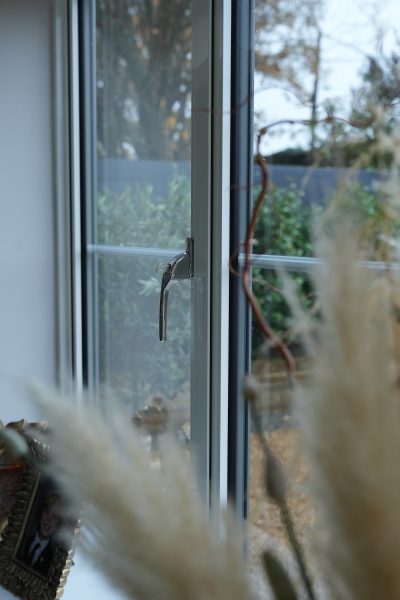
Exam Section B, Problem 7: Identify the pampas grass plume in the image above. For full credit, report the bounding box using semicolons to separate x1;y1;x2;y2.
296;223;400;599
31;386;254;600
29;223;400;600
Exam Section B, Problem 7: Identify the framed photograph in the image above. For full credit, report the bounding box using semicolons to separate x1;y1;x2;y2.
0;421;32;538
0;428;80;600
0;463;26;538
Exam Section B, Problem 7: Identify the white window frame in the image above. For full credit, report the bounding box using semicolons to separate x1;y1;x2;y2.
59;0;235;509
53;0;83;396
190;0;232;506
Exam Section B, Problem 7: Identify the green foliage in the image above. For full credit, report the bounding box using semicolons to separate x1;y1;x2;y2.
252;184;315;354
319;182;400;259
96;175;191;410
97;175;190;248
96;172;396;395
251;181;396;357
254;183;314;257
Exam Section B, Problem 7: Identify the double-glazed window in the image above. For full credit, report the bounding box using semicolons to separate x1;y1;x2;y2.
76;0;400;533
249;0;400;555
79;0;232;504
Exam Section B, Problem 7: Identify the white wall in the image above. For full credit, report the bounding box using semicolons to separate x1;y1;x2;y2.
0;0;56;423
0;2;125;598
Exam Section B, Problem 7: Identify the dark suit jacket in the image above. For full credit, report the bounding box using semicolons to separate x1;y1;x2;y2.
20;533;56;577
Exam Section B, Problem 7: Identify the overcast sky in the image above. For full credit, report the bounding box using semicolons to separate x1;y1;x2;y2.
255;0;400;153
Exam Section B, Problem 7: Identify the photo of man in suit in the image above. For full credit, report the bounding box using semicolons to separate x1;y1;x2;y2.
18;490;64;577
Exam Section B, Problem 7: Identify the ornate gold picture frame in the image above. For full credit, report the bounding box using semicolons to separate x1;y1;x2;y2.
0;424;79;599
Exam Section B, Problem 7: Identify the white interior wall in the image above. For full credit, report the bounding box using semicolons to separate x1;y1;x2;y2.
0;2;123;598
0;0;56;423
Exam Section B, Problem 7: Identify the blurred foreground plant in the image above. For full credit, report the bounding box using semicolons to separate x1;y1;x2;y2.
24;214;400;600
237;116;400;599
4;119;400;600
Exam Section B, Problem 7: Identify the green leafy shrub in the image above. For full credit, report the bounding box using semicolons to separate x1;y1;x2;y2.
251;180;397;357
95;171;396;392
252;183;315;355
96;175;191;410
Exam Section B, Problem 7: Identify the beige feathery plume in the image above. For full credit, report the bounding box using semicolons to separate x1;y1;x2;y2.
31;385;254;600
296;223;400;599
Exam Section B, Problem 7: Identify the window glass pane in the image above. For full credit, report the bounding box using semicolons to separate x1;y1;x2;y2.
250;0;400;577
97;254;190;422
88;1;192;437
95;0;191;245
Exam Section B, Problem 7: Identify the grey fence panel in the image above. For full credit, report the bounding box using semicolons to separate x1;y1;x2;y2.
97;159;191;196
98;159;386;204
264;164;386;205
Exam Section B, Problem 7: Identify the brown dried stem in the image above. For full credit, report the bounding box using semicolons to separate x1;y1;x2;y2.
243;112;376;599
247;378;316;600
241;129;296;377
241;113;376;380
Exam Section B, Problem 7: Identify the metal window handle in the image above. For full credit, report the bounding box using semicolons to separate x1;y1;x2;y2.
159;237;194;341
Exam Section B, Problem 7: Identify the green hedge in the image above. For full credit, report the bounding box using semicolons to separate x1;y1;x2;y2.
96;175;393;405
96;176;191;409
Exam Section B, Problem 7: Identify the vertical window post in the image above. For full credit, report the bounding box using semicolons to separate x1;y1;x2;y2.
228;0;254;518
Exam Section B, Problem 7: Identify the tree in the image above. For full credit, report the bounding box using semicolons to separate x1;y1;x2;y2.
97;0;191;160
313;44;400;168
351;46;400;139
255;0;322;97
96;0;323;160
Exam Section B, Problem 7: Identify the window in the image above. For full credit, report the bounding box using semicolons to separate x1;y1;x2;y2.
79;0;231;505
73;0;400;593
3;0;400;598
249;0;400;566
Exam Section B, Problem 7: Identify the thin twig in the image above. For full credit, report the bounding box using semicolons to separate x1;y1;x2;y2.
241;129;296;377
239;112;376;379
250;393;316;600
241;111;377;600
279;502;316;600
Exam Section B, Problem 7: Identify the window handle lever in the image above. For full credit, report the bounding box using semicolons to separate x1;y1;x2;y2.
159;237;194;342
